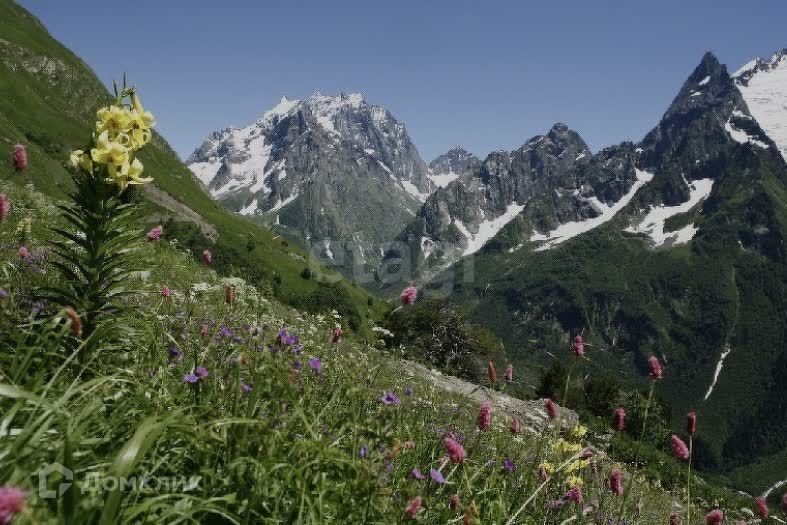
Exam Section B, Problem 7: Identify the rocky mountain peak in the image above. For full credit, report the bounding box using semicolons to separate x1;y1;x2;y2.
427;147;481;188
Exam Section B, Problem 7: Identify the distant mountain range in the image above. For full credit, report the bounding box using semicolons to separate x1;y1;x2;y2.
188;49;787;494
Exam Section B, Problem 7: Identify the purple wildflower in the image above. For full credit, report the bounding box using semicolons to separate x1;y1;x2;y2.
380;391;401;405
195;366;209;379
429;468;446;484
241;382;251;395
168;345;183;362
405;386;413;396
359;446;368;459
183;373;198;384
502;458;516;472
308;358;322;374
411;468;425;480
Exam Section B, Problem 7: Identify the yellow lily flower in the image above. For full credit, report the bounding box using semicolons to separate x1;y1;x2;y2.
91;131;129;167
126;158;152;185
111;158;153;191
129;120;152;150
96;105;133;136
68;150;93;172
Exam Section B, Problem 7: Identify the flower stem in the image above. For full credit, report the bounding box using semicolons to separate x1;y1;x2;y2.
687;436;693;525
615;380;655;523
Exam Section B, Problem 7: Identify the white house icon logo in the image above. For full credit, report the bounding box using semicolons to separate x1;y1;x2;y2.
36;462;73;499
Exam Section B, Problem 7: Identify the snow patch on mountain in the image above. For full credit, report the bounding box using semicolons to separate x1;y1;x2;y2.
239;199;258;216
724;118;769;149
626;178;714;246
733;51;787;161
532;169;655;250
457;202;525;256
704;345;732;401
190;159;222;186
269;193;298;213
400;179;429;202
263;96;299;120
428;171;461;188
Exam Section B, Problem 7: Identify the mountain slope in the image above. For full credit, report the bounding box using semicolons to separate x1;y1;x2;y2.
0;0;385;329
424;51;787;494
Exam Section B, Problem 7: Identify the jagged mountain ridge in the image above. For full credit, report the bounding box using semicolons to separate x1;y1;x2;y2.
379;52;782;284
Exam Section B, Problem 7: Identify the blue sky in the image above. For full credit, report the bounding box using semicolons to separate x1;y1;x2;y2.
20;0;787;162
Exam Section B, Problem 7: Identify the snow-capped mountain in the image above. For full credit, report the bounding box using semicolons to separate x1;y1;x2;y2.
186;92;433;270
733;49;787;162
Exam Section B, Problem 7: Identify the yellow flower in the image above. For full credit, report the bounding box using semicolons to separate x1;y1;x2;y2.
129;117;153;149
565;459;590;474
69;150;93;172
566;475;583;487
96;105;133;136
571;425;588;439
91;131;129;167
110;158;152;191
553;438;583;455
539;461;555;475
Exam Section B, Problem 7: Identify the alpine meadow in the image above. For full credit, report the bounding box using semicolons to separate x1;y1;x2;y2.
1;1;787;523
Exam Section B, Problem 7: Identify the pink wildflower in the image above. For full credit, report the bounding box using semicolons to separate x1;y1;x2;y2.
544;398;558;420
200;324;209;338
225;285;234;305
687;409;697;435
0;194;9;221
755;497;768;519
399;286;417;305
613;407;626;431
669;512;681;525
565;486;583;505
12;144;27;172
477;402;491;431
160;286;171;298
202;249;212;264
404;496;422;519
444;436;466;463
609;468;623;496
510;417;521;435
17;246;28;259
671;435;690;461
648;355;663;379
706;509;724;525
504;363;513;383
449;493;460;511
572;334;585;357
331;324;342;344
0;485;26;524
146;225;163;241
